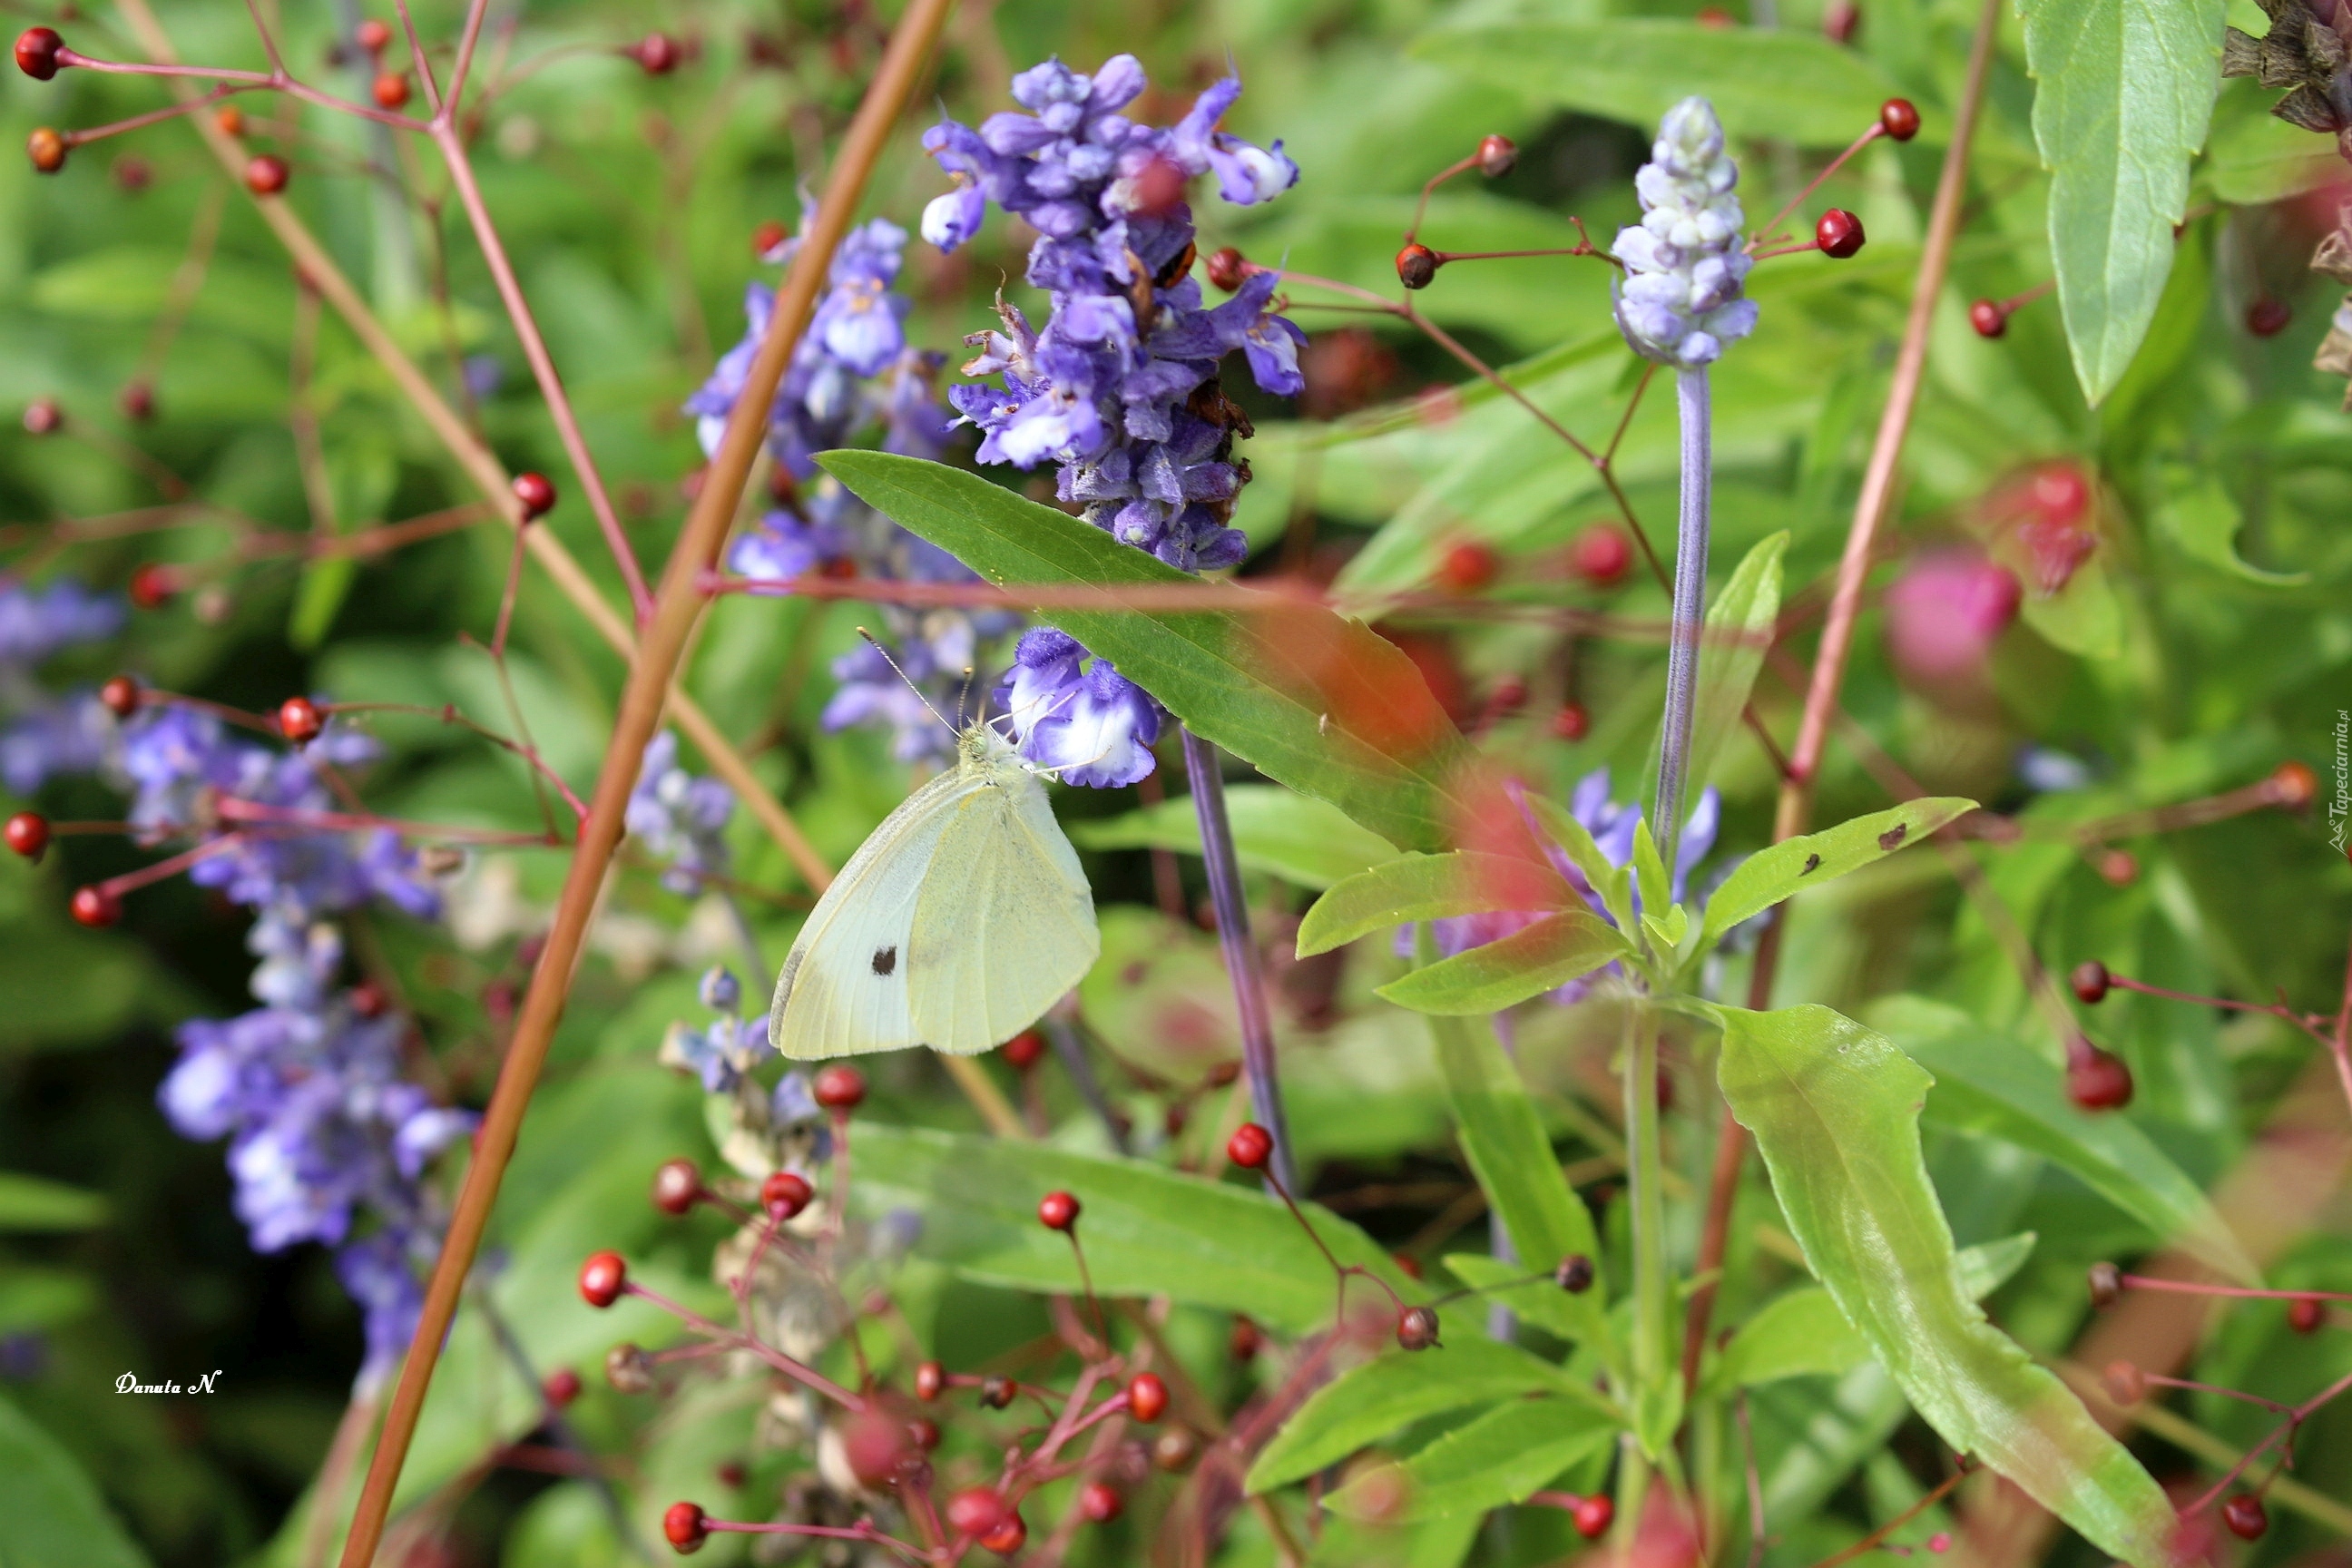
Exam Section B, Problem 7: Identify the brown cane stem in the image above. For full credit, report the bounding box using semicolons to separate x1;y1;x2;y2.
1679;0;2004;1406
328;2;959;1560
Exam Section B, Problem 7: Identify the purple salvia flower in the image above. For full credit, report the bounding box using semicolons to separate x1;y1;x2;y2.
1612;98;1758;371
628;730;736;896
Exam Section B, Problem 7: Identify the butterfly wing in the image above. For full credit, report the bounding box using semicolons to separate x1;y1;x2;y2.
906;761;1099;1054
769;768;975;1060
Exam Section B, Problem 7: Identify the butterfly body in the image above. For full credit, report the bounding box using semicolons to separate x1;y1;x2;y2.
769;722;1099;1058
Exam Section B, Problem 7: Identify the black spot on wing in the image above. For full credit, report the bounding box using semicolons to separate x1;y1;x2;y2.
872;944;897;977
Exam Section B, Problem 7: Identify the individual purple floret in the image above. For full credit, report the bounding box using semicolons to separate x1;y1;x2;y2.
992;627;1161;789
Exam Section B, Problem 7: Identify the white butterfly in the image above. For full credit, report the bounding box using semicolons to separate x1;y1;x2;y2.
769;720;1099;1058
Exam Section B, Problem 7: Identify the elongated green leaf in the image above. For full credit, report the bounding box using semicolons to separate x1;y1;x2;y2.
1299;852;1575;957
1699;799;1976;949
2022;0;2225;402
1379;910;1630;1014
1714;1004;2177;1567
0;1172;106;1230
1523;795;1634;933
1686;532;1787;798
1426;1008;1608;1342
1327;1396;1618;1522
1412;21;1909;146
848;1124;1413;1335
1713;1234;2038;1391
1871;995;2256;1281
1070;782;1403;889
820;451;1469;851
0;1393;152;1568
1248;1337;1602;1494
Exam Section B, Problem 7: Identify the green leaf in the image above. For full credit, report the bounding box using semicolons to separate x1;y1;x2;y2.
2152;468;2308;585
1713;1004;2177;1567
819;451;1469;852
2021;0;2226;402
1298;852;1576;957
0;1171;107;1230
1377;910;1632;1014
1629;819;1671;921
1307;1513;1482;1568
2205;77;2342;202
1870;995;2257;1281
1699;799;1977;949
848;1124;1413;1335
1248;1337;1602;1494
1523;795;1634;934
1412;20;1910;146
1685;532;1787;797
0;1267;99;1331
1327;1396;1618;1522
1426;1008;1609;1343
1713;1234;2037;1390
0;1393;152;1568
1070;782;1403;889
2018;554;2125;659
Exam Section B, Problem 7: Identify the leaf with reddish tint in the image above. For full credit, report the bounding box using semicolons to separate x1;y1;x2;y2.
819;451;1470;851
1298;851;1579;956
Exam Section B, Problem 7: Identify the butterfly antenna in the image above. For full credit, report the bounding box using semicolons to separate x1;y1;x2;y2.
856;627;956;735
956;666;977;729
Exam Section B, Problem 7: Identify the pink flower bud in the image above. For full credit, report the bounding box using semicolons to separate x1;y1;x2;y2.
1883;551;2022;685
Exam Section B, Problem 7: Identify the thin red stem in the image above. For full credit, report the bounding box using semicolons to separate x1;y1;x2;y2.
2117;1273;2351;1304
618;1281;866;1411
1749;122;1884;252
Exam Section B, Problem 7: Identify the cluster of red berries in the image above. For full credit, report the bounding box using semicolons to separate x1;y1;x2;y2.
352;19;413;112
15;28;73;173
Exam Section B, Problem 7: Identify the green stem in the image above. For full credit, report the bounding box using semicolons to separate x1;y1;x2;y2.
1626;997;1673;1441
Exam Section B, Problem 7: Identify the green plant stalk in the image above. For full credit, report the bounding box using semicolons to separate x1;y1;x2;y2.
1625;999;1672;1443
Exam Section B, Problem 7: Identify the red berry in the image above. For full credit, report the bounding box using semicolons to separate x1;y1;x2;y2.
1879;98;1921;141
1476;133;1517;177
27;128;66;174
813;1063;865;1111
372;72;409;110
1037;1190;1081;1231
215;105;245;136
349;980;389;1017
1002;1028;1045;1069
907;1416;940;1450
277;695;324;745
2289;1296;2326;1334
1230;1316;1263;1359
543;1367;583;1407
1126;1371;1169;1424
511;470;556;520
100;675;141;718
70;884;121;927
632;33;680;74
1550;703;1590;741
6;810;51;860
751;220;788;259
1824;0;1860;42
1570;524;1632;587
1555;1253;1595;1293
15;27;64;80
2070;961;2110;1004
355;18;393;52
914;1359;945;1401
2102;1358;2146;1405
1205;246;1248;292
1396;242;1439;289
1438;540;1498;593
2087;1261;2122;1308
578;1250;628;1308
1226;1122;1273;1170
1080;1479;1122;1524
22;397;62;436
662;1500;708;1553
128;564;175;610
2221;1494;2268;1541
1573;1494;1614;1538
243;154;289;196
652;1158;701;1215
2066;1041;2133;1112
2271;760;2319;808
119;380;156;422
1396;1304;1441;1350
946;1485;1006;1537
760;1169;812;1220
979;1373;1016;1409
1816;209;1866;259
2247;298;2292;338
979;1512;1026;1555
1969;300;2007;338
112;153;150;190
1695;5;1735;24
